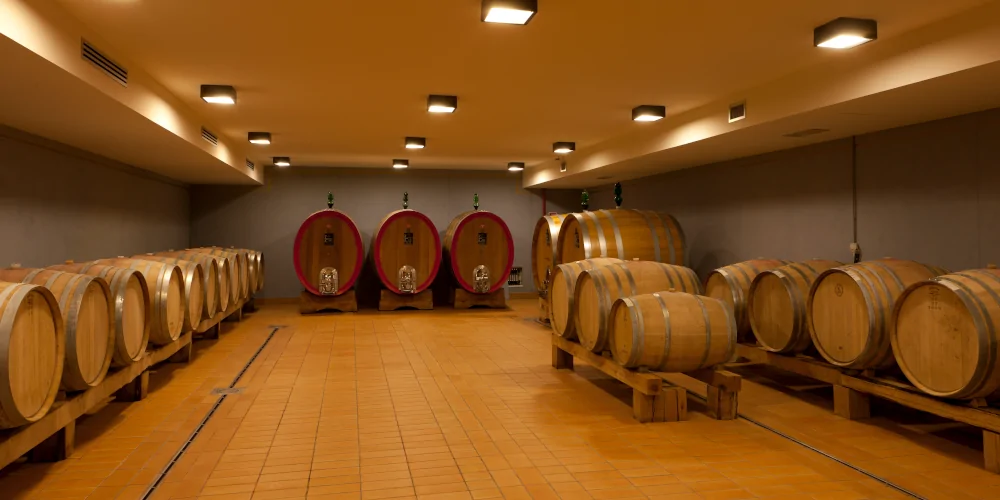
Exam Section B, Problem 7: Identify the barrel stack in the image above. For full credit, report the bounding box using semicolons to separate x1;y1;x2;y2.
295;193;364;313
371;194;442;311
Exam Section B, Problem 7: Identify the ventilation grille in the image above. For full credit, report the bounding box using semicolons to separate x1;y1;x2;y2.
81;40;127;87
201;127;218;145
784;128;830;138
729;101;746;123
507;267;523;287
246;159;255;171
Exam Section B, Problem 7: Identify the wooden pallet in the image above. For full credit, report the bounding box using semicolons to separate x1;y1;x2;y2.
552;335;741;422
0;332;194;469
733;343;1000;473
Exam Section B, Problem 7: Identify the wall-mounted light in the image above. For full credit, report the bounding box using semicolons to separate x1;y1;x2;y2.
393;159;409;169
428;95;458;113
248;132;271;145
507;162;525;172
405;137;426;149
273;157;290;167
553;142;575;154
814;18;877;49
201;84;237;105
482;0;537;25
632;105;666;122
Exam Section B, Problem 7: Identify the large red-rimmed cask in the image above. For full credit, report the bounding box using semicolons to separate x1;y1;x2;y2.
443;211;514;294
371;210;441;294
555;209;685;266
294;209;365;296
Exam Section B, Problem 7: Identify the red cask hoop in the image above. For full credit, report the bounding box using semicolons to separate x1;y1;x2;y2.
293;209;365;296
447;211;515;294
372;210;442;294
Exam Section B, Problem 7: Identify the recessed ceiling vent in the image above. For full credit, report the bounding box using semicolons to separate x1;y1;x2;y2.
729;101;746;123
784;128;830;138
81;40;127;87
246;159;255;171
201;127;218;145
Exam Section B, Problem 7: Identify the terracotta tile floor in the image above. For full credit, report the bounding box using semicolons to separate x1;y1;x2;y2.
0;300;996;499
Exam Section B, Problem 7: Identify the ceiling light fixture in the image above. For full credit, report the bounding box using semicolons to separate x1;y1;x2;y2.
248;132;272;145
814;18;877;49
553;142;575;154
632;105;666;122
393;159;409;169
482;0;537;25
405;137;426;149
428;95;458;113
507;162;525;172
200;84;237;105
273;157;290;167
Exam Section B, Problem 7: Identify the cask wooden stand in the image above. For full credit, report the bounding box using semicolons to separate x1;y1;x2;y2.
379;289;433;311
552;335;741;423
451;288;506;309
733;343;1000;473
299;290;358;313
0;332;193;468
537;292;550;324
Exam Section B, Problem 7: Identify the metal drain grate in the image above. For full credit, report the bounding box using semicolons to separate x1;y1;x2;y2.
210;387;244;395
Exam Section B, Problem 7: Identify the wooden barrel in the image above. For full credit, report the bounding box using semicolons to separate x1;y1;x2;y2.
443;211;514;294
137;255;215;323
610;291;736;371
255;251;265;292
224;248;256;296
370;210;441;294
808;258;948;369
0;269;113;391
555;209;685;266
705;259;789;337
0;281;64;429
238;249;264;292
49;262;150;367
574;261;701;353
157;251;230;313
190;248;248;301
748;260;843;353
892;269;1000;400
293;209;365;296
549;258;623;339
531;213;566;292
94;259;186;345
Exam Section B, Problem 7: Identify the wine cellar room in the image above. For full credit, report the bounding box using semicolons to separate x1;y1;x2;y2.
2;1;1000;499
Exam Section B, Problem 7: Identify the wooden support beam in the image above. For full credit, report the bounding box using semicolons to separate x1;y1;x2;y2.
552;344;573;370
986;430;1000;474
114;371;149;402
28;419;74;463
833;384;871;420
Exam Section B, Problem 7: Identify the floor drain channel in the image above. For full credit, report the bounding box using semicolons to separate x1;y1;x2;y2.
140;326;282;500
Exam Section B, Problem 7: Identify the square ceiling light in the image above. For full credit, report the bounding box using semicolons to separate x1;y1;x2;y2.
273;157;290;167
405;137;426;149
393;159;409;169
814;18;877;49
632;105;666;122
507;162;525;172
553;142;575;154
248;132;271;145
482;0;537;25
428;95;458;113
201;84;236;104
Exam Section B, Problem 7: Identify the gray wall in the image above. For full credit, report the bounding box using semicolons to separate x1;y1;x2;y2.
588;107;1000;278
190;168;577;299
0;127;190;268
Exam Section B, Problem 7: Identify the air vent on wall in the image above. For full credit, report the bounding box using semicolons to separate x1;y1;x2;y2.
201;127;218;145
81;40;128;87
246;159;255;171
507;267;523;287
729;101;746;123
784;128;830;138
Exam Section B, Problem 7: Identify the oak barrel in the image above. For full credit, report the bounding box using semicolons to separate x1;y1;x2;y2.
531;213;566;292
705;259;788;338
748;260;843;353
95;259;186;345
0;269;113;391
892;269;1000;399
371;210;441;295
808;258;947;369
610;291;736;371
443;211;514;294
190;248;247;301
0;281;64;428
574;261;701;353
293;210;365;296
49;262;150;367
137;255;214;323
549;258;623;339
555;209;685;266
223;248;256;296
157;251;231;313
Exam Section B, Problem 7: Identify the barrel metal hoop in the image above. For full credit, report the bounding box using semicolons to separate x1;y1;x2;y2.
659;264;678;291
934;278;992;396
843;267;881;367
617;263;639;297
730;264;756;319
652;293;672;370
633;298;646;366
651;212;677;265
775;270;807;344
621;297;642;366
684;267;703;295
857;263;898;364
693;295;713;369
560;264;578;333
585;211;607;258
570;213;594;259
64;274;92;386
604;269;627;350
716;269;742;320
603;210;625;260
637;210;662;262
722;294;738;361
590;269;613;351
24;269;45;284
865;261;906;294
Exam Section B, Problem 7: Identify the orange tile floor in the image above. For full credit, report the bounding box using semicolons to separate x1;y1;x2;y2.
0;299;996;499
